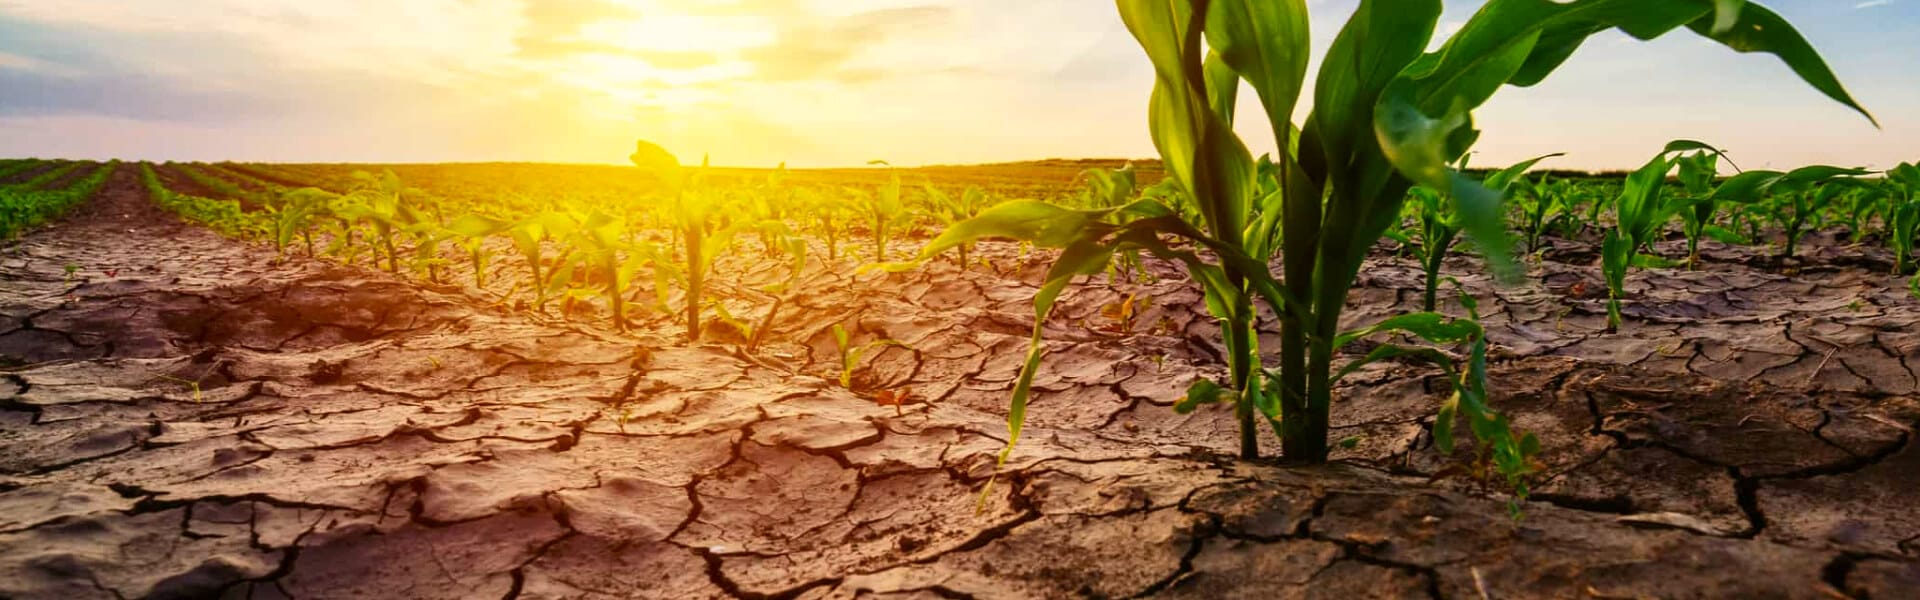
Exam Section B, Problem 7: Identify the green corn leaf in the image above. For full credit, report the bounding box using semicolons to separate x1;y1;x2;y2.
1484;152;1565;190
1175;378;1233;414
1122;0;1255;240
445;214;508;238
1711;169;1787;203
1374;96;1520;283
1331;342;1457;387
1313;0;1440;171
918;200;1114;256
999;238;1117;463
1203;50;1239;124
1203;0;1310;146
1688;2;1874;126
1782;165;1872;183
1331;311;1482;351
1703;224;1749;245
630;139;684;191
1601;231;1632;282
1434;390;1463;454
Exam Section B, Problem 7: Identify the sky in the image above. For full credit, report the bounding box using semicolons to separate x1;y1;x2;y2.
0;0;1914;171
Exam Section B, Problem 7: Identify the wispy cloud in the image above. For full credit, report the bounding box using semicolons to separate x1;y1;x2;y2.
0;0;1911;170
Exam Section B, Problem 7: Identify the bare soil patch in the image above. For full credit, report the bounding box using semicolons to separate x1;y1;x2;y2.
0;170;1915;598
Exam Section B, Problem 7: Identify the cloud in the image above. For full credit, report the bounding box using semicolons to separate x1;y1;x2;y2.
1855;0;1894;8
741;6;953;81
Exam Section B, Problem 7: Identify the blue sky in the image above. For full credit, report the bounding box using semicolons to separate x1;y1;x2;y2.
0;0;1913;171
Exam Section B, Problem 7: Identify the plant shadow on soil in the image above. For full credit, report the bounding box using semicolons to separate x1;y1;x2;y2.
0;167;1917;599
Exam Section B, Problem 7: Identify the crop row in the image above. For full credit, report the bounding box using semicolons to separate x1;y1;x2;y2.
0;160;114;239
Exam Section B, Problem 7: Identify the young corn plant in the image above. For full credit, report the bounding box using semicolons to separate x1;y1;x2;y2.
830;323;907;391
807;187;850;264
1078;163;1139;210
554;209;660;331
1886;163;1920;274
1411;154;1557;311
336;171;407;274
631;140;733;342
1079;164;1156;280
1600;142;1732;331
861;165;911;264
1408;186;1458;313
268;188;333;259
715;224;808;353
443;213;510;289
1834;185;1886;244
1715;165;1871;260
887;0;1870;484
1674;146;1735;270
397;195;451;284
1514;176;1569;256
506;212;573;312
921;184;988;269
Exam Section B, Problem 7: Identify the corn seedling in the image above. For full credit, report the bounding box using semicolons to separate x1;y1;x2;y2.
921;184;988;269
885;0;1870;491
1098;293;1151;334
631;140;734;342
442;213;511;289
565;210;660;331
1514;176;1569;256
1714;165;1871;261
1887;163;1920;274
268;188;334;260
1601;142;1732;331
749;227;810;352
1412;154;1557;311
831;323;907;390
861;162;911;264
506;212;570;311
336;171;408;273
1674;146;1737;270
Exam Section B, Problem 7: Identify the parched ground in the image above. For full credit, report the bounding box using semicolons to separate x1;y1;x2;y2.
1;167;1917;599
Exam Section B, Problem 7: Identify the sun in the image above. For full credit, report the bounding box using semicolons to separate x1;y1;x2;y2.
542;5;780;113
576;13;777;54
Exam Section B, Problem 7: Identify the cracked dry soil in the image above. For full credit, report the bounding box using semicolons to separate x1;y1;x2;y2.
2;167;1918;599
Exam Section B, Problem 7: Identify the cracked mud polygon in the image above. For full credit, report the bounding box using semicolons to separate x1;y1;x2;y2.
2;156;1917;600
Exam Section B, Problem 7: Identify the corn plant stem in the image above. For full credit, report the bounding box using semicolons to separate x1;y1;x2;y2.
685;218;704;342
1784;219;1803;259
1685;225;1702;271
1295;338;1334;463
745;296;782;353
605;260;626;332
1276;128;1322;462
1422;247;1446;313
1221;271;1258;460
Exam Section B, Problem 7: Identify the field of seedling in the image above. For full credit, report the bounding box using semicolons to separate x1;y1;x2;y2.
2;1;1918;599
